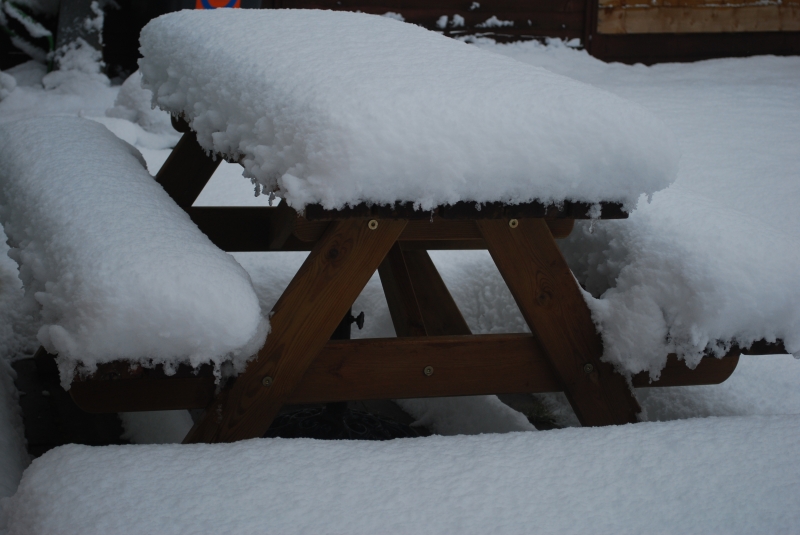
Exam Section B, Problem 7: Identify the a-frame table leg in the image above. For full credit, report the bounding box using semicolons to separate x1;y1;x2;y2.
477;219;640;426
380;246;472;337
155;131;221;208
378;244;428;337
184;218;407;443
401;250;472;337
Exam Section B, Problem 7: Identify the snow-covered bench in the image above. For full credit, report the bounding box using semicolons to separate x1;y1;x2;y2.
0;117;267;387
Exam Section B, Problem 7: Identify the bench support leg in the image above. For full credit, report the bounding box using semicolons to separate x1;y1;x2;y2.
184;218;407;443
477;219;640;426
380;246;472;337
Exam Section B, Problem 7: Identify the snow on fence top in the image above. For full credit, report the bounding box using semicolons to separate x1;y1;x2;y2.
139;9;679;212
0;117;267;386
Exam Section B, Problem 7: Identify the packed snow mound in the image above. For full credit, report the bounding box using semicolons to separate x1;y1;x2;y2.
0;117;267;387
106;70;175;135
6;415;800;534
139;9;678;211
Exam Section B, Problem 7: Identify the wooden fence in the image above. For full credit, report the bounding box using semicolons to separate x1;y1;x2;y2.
266;0;800;63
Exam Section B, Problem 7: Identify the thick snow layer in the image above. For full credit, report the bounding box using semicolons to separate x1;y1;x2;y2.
0;117;267;386
139;9;677;211
478;41;800;375
6;415;800;534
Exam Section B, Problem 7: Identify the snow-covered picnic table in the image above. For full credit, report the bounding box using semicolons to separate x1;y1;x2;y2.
0;9;792;445
1;7;800;534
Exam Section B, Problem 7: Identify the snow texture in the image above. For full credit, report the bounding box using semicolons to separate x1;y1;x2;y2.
6;415;800;534
0;117;267;386
0;71;15;101
480;41;800;376
139;9;678;211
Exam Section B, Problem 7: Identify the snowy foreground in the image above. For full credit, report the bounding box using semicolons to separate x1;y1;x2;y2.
6;416;800;535
0;29;799;534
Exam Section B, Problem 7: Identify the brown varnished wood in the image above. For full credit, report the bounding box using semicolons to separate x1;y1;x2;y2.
155;131;221;207
184;209;572;253
631;350;740;388
399;220;482;241
477;218;641;426
401;250;472;336
268;200;298;249
290;334;553;402
186;207;272;251
71;375;216;412
293;217;329;242
399;240;487;251
546;218;575;239
183;218;407;443
69;340;741;413
598;5;799;34
378;244;428;337
304;200;628;221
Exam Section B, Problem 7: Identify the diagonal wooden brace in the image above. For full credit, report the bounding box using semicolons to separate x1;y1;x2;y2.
184;218;407;443
477;218;640;426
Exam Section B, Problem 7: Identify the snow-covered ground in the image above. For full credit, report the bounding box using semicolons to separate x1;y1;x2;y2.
0;30;798;533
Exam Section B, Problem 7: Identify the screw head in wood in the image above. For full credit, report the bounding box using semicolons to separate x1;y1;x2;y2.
583;363;594;374
368;219;379;230
508;219;519;229
262;376;273;387
423;365;434;376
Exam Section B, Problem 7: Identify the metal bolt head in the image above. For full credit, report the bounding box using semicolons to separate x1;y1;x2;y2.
423;365;434;376
262;376;273;387
368;219;379;230
508;219;519;229
583;363;594;374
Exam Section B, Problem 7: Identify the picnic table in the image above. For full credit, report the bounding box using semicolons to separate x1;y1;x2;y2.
68;113;757;443
6;9;787;445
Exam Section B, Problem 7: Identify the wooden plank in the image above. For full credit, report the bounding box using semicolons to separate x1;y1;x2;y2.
399;220;482;241
631;350;739;387
71;375;215;413
546;218;575;239
305;200;628;221
186;207;273;251
184;209;571;252
155;131;221;207
401;250;473;336
590;30;800;64
477;218;641;426
69;338;741;413
378;244;428;337
183;218;407;443
291;334;554;402
600;0;798;9
742;339;787;355
399;240;488;251
599;5;800;34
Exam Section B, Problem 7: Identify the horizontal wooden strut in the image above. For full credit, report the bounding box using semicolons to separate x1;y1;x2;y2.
185;206;575;252
69;335;741;414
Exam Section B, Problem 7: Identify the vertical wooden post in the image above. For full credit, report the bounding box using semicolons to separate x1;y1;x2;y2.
184;218;407;443
477;219;640;426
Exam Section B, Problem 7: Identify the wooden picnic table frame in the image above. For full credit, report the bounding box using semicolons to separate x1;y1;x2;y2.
67;123;781;443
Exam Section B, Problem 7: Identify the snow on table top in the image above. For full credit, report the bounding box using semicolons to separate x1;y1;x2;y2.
0;117;267;386
6;415;800;534
139;9;678;212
